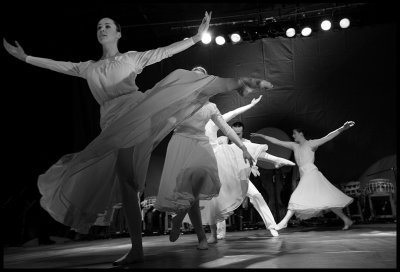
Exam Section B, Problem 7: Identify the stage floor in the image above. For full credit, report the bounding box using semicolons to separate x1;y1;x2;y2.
3;223;396;269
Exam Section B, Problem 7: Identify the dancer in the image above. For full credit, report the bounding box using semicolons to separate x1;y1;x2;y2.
4;12;273;266
251;121;355;231
154;67;271;250
203;120;295;242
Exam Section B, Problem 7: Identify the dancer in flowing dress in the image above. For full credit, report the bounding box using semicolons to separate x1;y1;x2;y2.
203;120;295;242
154;67;273;250
4;11;273;265
251;121;355;231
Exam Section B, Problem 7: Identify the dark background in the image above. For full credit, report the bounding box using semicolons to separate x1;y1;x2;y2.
1;2;397;245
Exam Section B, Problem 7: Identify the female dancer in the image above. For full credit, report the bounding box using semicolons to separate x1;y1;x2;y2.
4;12;273;266
202;117;295;242
251;121;355;231
154;67;272;250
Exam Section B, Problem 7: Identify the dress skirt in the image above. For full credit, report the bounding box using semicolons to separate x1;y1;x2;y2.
154;133;221;213
200;142;268;225
288;163;353;220
38;69;226;233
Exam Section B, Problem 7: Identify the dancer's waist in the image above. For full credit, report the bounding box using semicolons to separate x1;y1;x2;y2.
299;163;318;175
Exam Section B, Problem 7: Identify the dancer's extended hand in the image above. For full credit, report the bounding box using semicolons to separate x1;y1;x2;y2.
250;95;263;106
342;121;355;130
3;38;27;61
242;148;255;167
197;11;212;35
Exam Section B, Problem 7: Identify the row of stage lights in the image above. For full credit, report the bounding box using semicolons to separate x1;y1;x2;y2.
187;17;351;45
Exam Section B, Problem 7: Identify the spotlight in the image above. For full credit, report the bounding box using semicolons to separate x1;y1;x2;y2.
201;32;212;44
230;33;241;43
321;20;332;31
339;18;350;29
286;28;296;38
301;27;312;37
215;36;226;45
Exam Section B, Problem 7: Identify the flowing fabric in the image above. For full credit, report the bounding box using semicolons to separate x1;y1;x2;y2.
38;69;230;233
154;103;223;213
288;140;353;219
288;163;353;219
200;140;267;225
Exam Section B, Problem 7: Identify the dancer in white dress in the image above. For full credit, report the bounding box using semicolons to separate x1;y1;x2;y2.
154;67;267;250
4;12;274;266
251;121;355;231
203;121;295;242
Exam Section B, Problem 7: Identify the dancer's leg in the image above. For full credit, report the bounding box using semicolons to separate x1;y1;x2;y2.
113;147;144;266
274;209;295;230
188;200;208;249
246;181;279;237
169;209;188;242
207;223;218;244
217;220;226;239
331;208;353;230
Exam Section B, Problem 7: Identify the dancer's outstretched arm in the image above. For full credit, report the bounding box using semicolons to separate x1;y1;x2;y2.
250;133;295;150
309;121;355;149
222;95;263;123
3;38;91;77
212;112;255;167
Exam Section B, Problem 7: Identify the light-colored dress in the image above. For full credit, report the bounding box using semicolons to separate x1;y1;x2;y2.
154;102;235;213
30;39;239;233
200;125;268;225
288;140;353;219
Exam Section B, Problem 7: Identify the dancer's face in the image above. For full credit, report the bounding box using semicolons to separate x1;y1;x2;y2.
292;129;303;143
232;126;243;139
97;18;121;45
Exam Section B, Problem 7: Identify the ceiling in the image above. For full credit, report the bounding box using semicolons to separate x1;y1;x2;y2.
3;2;394;47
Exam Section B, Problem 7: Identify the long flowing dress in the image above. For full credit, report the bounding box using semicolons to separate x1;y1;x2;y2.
31;39;243;233
288;140;353;219
154;102;235;213
200;123;269;225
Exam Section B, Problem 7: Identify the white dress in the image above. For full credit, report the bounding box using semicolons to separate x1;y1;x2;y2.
288;140;353;219
200;124;268;225
30;39;240;233
155;102;240;213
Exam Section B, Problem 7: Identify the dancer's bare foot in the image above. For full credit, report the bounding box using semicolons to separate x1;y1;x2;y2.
342;219;353;230
269;228;279;237
207;235;218;244
169;217;182;242
274;158;296;168
112;250;144;267
197;239;208;250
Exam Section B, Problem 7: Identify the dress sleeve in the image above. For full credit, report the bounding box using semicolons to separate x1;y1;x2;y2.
127;38;195;73
26;56;92;78
209;104;234;138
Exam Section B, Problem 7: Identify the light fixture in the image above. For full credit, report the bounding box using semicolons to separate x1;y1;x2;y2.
339;18;350;28
230;33;241;43
215;36;226;45
286;27;296;38
301;27;312;36
321;20;332;31
201;32;212;44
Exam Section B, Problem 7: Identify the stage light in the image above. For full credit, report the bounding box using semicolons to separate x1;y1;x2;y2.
201;32;212;44
301;27;312;36
286;28;296;38
230;33;241;43
321;20;332;31
215;36;226;45
340;18;350;28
